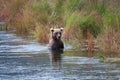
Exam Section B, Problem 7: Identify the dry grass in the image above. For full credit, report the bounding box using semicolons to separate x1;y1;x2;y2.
0;0;120;55
33;23;49;43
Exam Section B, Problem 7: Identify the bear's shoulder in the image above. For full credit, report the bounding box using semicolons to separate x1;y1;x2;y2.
49;39;64;50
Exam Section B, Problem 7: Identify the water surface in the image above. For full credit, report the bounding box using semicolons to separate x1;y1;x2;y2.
0;31;120;80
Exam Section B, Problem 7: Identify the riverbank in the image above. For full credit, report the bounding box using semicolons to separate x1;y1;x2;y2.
0;0;120;56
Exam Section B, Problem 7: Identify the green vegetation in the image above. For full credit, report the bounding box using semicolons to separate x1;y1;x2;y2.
0;0;120;57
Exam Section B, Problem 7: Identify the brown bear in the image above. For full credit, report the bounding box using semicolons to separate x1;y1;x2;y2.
48;27;64;50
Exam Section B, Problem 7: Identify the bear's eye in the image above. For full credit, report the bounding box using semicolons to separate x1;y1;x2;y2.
54;32;61;36
59;32;61;35
56;32;61;35
55;32;58;35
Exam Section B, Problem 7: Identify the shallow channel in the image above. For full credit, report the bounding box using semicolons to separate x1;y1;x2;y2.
0;31;120;80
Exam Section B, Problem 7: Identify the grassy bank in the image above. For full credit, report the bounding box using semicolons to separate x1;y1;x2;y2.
0;0;120;56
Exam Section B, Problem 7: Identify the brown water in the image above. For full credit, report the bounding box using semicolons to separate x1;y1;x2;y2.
0;31;120;80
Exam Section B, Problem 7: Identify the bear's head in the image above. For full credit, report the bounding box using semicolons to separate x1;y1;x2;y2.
50;28;63;41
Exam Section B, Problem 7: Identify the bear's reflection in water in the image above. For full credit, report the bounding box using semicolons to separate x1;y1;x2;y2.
50;50;63;69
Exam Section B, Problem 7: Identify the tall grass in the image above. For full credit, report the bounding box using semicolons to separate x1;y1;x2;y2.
0;0;120;55
64;12;82;42
31;0;51;24
33;23;49;43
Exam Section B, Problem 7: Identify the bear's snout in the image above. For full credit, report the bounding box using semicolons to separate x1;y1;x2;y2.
57;33;61;39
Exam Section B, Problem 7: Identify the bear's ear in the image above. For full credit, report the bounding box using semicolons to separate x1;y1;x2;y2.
50;28;54;32
60;27;64;32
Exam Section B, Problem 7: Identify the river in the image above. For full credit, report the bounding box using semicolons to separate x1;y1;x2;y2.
0;31;120;80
